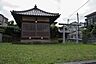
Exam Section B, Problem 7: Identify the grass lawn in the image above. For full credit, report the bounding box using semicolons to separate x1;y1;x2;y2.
0;43;96;64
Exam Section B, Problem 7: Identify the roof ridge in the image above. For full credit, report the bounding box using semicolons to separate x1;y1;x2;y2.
12;5;60;15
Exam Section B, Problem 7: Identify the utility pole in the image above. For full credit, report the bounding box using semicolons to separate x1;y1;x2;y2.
59;23;66;43
63;25;65;43
67;19;69;24
76;13;79;43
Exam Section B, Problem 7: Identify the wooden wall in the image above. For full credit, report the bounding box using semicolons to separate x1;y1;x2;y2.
21;16;50;40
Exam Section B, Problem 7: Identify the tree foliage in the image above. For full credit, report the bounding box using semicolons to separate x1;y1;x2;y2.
7;20;15;26
50;23;59;39
82;24;96;43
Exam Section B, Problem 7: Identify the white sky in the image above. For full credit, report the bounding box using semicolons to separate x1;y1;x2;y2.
0;0;96;24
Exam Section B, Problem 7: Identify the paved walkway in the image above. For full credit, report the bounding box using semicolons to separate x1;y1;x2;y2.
56;60;96;64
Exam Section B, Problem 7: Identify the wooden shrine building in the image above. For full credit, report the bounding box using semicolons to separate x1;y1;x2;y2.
11;5;60;43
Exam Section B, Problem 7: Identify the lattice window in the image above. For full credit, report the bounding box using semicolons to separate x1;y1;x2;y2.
37;23;49;31
22;23;36;31
22;22;50;38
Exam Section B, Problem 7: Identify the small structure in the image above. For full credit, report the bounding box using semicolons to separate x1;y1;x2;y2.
11;5;60;43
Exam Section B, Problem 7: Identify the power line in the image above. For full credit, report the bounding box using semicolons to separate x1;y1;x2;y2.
68;0;90;19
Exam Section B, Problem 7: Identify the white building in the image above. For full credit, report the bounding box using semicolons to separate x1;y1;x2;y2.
0;14;8;26
59;21;83;42
67;22;83;41
0;14;8;42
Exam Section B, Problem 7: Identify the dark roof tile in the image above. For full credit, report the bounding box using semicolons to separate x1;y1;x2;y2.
12;5;60;16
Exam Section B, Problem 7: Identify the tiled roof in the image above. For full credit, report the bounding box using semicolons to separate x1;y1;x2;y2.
12;5;60;16
11;5;60;27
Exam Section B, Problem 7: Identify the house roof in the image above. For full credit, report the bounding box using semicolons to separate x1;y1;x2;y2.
0;14;8;20
11;5;60;28
11;5;60;17
85;11;96;17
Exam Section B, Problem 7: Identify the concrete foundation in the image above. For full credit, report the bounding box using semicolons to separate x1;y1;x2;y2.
21;39;51;43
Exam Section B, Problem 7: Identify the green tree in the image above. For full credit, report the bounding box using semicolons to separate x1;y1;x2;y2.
8;20;15;26
50;22;59;39
91;25;96;36
82;24;96;43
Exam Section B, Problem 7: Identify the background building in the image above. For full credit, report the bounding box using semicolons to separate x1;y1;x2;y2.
83;11;96;43
85;11;96;27
0;14;8;26
0;14;8;42
58;21;83;42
